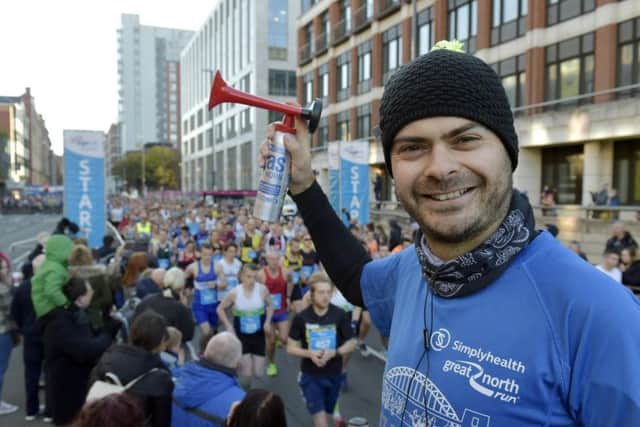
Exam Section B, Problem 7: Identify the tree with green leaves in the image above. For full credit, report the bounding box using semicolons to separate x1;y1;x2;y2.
111;146;179;191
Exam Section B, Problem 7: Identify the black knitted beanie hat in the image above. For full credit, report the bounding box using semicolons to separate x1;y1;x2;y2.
379;41;518;176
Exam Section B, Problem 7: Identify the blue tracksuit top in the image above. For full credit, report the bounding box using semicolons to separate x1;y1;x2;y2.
171;361;245;427
361;231;640;427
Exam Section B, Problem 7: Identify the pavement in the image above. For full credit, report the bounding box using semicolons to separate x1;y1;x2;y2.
0;214;386;426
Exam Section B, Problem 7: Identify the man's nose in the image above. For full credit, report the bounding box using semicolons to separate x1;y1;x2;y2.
422;143;459;180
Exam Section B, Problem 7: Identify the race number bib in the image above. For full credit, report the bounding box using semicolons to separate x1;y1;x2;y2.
271;293;282;311
199;288;217;305
239;314;260;334
158;258;170;270
307;325;337;351
291;270;300;285
248;249;257;260
227;276;239;289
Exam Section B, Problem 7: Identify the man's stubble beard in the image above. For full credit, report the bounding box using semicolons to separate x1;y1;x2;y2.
400;174;513;245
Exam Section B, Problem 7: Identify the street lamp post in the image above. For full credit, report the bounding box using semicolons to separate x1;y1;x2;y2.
203;68;216;191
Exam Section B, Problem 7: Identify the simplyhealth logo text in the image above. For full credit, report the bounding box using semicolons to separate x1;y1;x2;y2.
443;360;521;404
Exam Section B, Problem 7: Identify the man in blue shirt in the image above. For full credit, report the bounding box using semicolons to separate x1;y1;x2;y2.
262;40;640;426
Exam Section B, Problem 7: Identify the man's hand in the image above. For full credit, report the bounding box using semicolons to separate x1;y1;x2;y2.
320;349;336;365
309;350;326;367
259;115;315;195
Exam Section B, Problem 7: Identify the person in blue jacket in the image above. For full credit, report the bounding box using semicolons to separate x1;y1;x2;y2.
263;39;640;426
171;331;245;427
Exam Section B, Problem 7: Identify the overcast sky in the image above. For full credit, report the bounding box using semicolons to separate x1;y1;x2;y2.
0;0;215;154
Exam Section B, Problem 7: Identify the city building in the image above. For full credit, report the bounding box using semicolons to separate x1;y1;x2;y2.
180;0;299;192
297;0;640;207
105;123;122;194
117;14;194;154
0;88;54;189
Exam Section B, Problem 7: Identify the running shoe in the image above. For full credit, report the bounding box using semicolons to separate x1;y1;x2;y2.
25;415;37;421
358;341;370;357
0;401;18;415
266;362;278;377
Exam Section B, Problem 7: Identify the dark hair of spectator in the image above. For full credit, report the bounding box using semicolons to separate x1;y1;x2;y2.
624;245;637;259
181;225;189;232
225;242;238;251
603;248;620;256
71;393;145;427
63;278;89;302
240;263;260;276
227;389;287;427
200;243;213;251
129;311;169;352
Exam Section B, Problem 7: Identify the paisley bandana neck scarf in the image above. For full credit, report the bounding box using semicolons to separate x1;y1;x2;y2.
415;190;537;298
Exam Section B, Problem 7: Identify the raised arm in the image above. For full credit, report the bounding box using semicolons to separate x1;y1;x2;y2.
260;119;372;307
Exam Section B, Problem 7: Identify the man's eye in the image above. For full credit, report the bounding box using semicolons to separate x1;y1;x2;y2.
398;144;423;153
456;135;479;144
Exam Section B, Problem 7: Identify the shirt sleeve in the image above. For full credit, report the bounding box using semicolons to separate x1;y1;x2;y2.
566;289;640;426
288;314;303;342
291;181;372;308
337;308;354;342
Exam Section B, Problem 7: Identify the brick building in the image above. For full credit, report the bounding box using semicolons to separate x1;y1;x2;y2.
297;0;640;207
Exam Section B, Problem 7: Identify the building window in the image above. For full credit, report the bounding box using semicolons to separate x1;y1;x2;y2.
357;105;371;139
357;41;372;94
417;7;434;56
240;108;252;133
303;22;314;58
268;69;297;96
494;54;527;108
318;64;329;101
318;11;330;52
197;134;203;151
337;52;351;102
190;138;195;154
303;72;313;105
448;0;478;53
541;145;584;204
382;25;402;84
547;0;595;27
268;0;288;60
207;128;214;147
183;119;188;135
227;146;237;189
491;0;527;45
545;33;594;106
215;123;223;141
618;17;640;97
240;141;253;189
227;116;236;138
317;117;328;147
197;109;203;127
268;110;282;124
336;111;351;141
614;140;640;204
333;0;351;42
190;115;195;131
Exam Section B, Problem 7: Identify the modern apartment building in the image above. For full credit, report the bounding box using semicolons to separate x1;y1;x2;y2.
180;0;299;192
105;123;122;194
117;14;193;154
0;88;54;187
297;0;640;207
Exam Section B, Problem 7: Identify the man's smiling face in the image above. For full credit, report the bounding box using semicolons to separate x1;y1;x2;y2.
390;116;512;245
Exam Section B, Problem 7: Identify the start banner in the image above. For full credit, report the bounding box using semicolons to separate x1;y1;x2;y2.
64;130;106;248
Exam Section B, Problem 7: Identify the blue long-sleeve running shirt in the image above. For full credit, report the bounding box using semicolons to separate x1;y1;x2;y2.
293;180;640;426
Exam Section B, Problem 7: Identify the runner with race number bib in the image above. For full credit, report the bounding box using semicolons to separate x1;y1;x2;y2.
186;243;225;335
217;263;274;390
288;273;356;427
257;251;293;377
217;243;242;301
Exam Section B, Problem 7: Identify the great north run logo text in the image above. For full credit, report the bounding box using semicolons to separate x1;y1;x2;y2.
443;360;520;405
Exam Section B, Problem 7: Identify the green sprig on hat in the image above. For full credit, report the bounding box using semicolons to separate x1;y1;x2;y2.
431;39;465;53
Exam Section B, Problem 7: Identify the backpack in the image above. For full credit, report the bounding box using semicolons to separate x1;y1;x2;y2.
86;368;159;402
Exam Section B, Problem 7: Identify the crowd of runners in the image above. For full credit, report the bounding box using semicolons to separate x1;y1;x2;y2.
0;193;414;427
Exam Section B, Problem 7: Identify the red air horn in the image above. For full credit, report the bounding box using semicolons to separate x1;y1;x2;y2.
207;71;322;222
208;71;322;134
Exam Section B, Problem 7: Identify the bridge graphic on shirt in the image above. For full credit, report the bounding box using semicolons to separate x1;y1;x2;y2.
381;366;490;427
